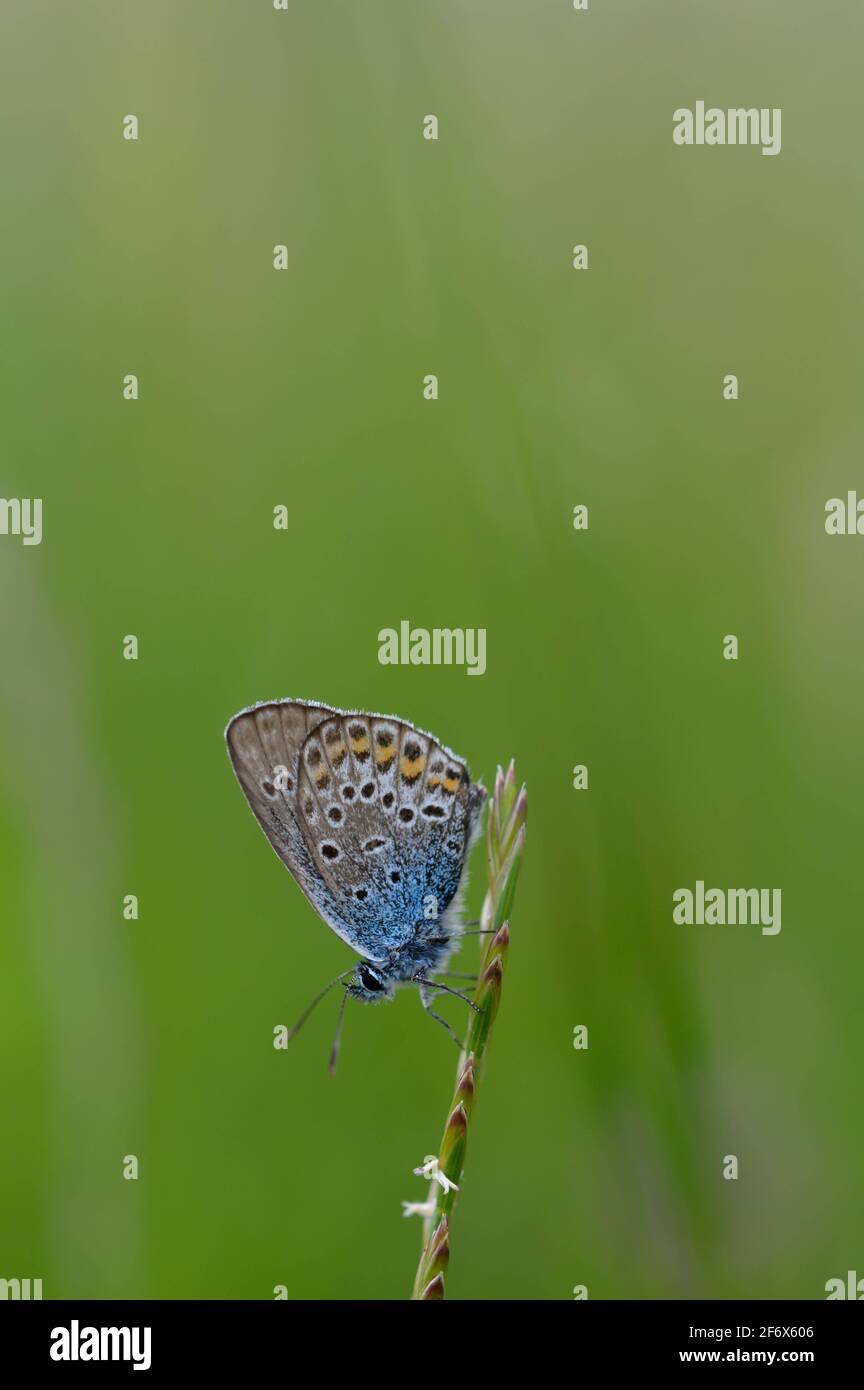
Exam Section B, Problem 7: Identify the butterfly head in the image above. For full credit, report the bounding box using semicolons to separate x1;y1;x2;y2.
347;961;396;1004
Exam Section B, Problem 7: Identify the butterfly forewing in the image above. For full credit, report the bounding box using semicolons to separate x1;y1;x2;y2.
225;700;383;958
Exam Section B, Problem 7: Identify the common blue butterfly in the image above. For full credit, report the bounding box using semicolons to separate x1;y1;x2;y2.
225;699;487;1066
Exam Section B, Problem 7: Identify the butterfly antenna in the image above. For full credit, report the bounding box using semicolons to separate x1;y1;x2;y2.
287;968;354;1043
328;988;349;1077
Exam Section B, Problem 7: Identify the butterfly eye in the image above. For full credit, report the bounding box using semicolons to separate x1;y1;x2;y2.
321;843;340;861
398;808;415;824
358;964;385;992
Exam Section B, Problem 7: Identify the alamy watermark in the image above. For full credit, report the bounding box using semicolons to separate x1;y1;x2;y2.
673;881;781;936
0;497;42;545
50;1321;151;1371
673;103;781;157
0;1277;42;1299
378;620;486;676
826;1270;864;1299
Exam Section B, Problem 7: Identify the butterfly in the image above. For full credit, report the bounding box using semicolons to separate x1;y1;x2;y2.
225;698;487;1069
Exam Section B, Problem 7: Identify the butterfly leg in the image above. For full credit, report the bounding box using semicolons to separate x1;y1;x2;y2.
419;978;481;1013
418;983;465;1052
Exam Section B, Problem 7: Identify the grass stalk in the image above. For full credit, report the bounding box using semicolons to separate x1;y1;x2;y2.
409;761;527;1300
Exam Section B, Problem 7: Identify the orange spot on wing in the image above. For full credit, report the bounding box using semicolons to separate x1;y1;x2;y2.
400;753;427;780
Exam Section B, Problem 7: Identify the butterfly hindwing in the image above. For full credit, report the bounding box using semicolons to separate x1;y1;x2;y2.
295;712;485;958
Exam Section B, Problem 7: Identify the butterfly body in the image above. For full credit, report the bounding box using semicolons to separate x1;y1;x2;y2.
346;932;460;1003
225;699;486;1030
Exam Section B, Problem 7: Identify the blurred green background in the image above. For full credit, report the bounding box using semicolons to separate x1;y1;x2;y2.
1;0;862;1300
